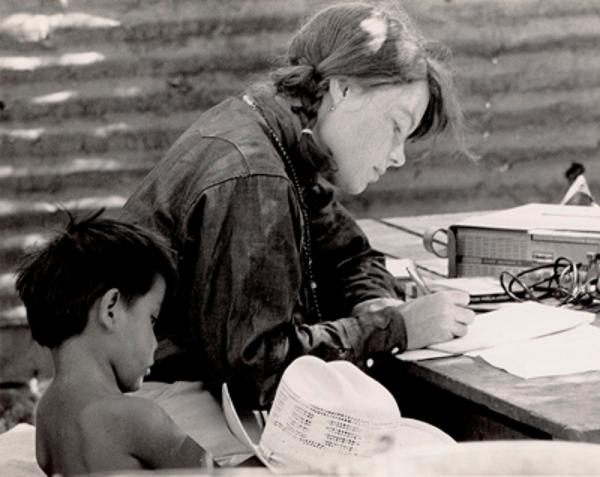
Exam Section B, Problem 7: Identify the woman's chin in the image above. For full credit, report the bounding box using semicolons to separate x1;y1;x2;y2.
349;182;369;195
336;180;367;195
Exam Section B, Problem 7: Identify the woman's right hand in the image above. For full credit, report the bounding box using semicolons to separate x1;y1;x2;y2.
400;291;475;350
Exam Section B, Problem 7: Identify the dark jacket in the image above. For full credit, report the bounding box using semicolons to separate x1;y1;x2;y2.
122;89;408;408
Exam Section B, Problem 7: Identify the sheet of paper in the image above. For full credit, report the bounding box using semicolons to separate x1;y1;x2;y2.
428;302;594;354
394;348;454;362
385;258;447;279
384;258;414;279
428;276;505;296
474;325;600;379
414;258;447;278
456;203;600;232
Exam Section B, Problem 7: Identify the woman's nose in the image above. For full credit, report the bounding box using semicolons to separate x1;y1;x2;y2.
389;145;406;168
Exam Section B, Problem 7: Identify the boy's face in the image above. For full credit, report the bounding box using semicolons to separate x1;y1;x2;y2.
114;276;165;393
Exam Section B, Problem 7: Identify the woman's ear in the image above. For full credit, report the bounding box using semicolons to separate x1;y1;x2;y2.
328;77;365;111
328;77;351;108
97;288;120;331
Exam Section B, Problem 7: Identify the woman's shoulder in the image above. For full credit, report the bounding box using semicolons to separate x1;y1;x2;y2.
178;97;288;179
123;96;297;227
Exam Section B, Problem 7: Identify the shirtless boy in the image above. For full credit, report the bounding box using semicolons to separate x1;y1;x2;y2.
15;211;213;476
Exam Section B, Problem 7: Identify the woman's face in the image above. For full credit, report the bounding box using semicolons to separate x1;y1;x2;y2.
316;80;429;194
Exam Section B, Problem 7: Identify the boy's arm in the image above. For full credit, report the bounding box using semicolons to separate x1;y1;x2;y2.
124;398;214;470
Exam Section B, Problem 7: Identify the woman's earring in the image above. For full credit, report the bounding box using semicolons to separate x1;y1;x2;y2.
329;105;336;112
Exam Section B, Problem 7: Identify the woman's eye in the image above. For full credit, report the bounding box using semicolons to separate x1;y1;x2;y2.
151;314;158;325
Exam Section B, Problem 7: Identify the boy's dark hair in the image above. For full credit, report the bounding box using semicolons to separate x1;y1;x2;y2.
15;209;177;348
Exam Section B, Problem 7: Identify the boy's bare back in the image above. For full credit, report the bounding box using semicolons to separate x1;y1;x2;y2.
36;380;211;476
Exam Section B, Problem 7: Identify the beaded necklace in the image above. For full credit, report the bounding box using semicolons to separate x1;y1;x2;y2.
242;94;323;321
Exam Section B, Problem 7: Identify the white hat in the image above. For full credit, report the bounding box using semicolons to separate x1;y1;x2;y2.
223;355;454;474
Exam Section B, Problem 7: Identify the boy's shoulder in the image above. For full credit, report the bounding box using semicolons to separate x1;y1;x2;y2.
39;387;168;442
35;390;163;474
81;394;168;432
82;394;198;469
76;394;175;456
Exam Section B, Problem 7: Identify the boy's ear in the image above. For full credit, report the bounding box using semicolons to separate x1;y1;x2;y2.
97;288;120;331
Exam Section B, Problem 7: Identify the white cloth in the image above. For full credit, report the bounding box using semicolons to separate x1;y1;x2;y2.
0;424;42;477
130;381;253;467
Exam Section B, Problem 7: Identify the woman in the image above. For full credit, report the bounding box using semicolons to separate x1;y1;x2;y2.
122;1;475;409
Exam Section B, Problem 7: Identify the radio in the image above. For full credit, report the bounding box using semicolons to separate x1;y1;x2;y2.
444;204;600;278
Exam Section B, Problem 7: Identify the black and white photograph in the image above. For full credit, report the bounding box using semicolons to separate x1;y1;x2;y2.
1;1;600;475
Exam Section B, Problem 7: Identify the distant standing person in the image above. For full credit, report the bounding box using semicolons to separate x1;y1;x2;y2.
122;1;475;408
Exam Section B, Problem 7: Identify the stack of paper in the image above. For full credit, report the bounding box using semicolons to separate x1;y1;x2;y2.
430;302;592;354
396;302;594;369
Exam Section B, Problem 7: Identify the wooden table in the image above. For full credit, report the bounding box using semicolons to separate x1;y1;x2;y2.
358;211;600;443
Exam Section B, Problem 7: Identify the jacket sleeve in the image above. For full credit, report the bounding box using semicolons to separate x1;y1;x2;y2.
306;183;401;318
186;174;407;408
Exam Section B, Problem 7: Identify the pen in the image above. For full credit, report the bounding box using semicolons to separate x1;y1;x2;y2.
406;266;481;310
406;264;433;296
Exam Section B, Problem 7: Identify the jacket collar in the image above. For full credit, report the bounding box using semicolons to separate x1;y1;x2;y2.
244;83;320;185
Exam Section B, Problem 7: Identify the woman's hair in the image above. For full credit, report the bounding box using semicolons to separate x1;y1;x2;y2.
15;209;177;348
271;1;470;171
